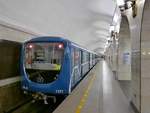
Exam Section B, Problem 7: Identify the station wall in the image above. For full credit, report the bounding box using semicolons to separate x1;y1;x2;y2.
0;23;37;113
105;0;146;112
126;0;145;112
117;16;131;81
141;0;150;112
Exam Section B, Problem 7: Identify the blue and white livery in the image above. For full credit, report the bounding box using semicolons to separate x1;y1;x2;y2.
20;36;99;101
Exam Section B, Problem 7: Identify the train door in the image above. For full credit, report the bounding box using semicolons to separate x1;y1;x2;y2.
91;54;93;67
94;55;96;65
87;52;89;70
71;47;75;86
79;50;82;78
89;53;91;69
81;50;86;76
92;54;95;66
81;50;83;76
71;47;81;86
85;52;89;71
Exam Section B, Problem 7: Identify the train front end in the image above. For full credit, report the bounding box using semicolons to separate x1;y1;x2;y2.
20;37;71;99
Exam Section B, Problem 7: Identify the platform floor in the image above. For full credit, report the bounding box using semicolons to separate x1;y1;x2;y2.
53;61;135;113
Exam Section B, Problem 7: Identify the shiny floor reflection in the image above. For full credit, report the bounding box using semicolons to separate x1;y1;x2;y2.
102;61;134;113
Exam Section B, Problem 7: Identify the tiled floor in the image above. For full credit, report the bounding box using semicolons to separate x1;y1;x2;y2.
102;61;134;113
119;80;131;101
53;61;135;113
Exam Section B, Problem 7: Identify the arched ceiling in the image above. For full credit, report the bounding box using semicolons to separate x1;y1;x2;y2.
0;0;120;54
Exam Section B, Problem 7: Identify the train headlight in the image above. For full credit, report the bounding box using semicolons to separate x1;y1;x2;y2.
58;44;63;49
29;45;33;48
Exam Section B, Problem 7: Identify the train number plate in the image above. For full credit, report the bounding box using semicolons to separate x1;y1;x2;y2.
56;90;64;94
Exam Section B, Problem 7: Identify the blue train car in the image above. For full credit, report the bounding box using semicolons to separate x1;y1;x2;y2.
20;36;98;102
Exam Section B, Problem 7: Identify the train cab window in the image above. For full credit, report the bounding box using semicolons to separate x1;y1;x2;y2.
24;42;64;84
25;42;64;71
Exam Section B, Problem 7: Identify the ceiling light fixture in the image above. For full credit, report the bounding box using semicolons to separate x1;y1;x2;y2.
117;0;137;18
109;25;115;33
116;0;125;6
142;52;146;55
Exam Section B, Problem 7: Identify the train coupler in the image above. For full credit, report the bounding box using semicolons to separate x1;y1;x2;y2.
32;92;56;104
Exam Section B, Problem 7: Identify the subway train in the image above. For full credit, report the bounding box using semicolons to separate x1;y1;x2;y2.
20;36;99;103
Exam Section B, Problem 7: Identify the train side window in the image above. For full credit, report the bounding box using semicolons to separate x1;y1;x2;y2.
74;49;80;66
81;51;85;64
86;52;89;62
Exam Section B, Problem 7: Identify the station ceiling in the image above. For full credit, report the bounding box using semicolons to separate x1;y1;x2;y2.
0;0;120;54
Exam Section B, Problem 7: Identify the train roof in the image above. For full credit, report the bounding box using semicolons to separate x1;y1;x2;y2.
25;36;69;43
71;43;97;55
25;36;98;55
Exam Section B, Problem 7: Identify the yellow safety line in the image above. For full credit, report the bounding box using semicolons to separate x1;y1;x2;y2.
75;75;96;113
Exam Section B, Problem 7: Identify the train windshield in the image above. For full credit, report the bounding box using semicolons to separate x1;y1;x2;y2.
25;42;64;71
